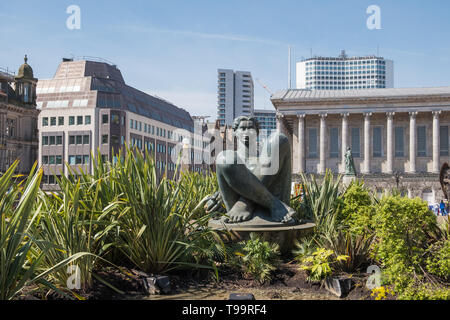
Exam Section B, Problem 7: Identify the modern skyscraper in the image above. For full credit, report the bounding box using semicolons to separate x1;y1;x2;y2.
296;50;394;90
217;69;254;126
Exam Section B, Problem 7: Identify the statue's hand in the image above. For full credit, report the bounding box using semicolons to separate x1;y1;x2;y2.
205;191;226;213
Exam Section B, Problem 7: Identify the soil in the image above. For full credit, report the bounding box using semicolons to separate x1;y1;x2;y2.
19;261;374;300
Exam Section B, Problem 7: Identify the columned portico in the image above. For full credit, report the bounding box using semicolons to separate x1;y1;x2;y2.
409;112;418;173
432;111;441;173
363;112;371;174
319;113;327;174
386;112;395;174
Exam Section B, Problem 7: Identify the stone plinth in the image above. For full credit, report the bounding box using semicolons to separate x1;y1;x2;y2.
208;213;315;256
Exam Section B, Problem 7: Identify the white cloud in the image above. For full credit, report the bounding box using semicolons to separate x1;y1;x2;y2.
116;25;287;46
145;89;217;120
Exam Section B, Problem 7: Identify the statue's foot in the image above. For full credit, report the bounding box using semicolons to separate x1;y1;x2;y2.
224;199;254;223
270;199;295;223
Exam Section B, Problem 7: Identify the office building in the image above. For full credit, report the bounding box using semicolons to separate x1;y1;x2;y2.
37;58;206;189
296;50;394;90
217;69;254;126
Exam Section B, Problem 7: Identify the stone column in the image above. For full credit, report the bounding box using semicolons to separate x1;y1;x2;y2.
432;111;441;173
386;112;395;174
319;113;327;174
363;112;372;174
409;112;418;173
298;114;306;173
341;113;349;173
276;112;284;134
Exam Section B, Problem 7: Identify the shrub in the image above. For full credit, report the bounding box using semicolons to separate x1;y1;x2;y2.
425;240;450;280
298;247;348;282
238;233;280;284
338;180;375;235
372;195;448;299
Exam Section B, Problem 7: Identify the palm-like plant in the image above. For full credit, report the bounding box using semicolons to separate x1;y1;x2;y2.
299;169;344;235
110;147;224;274
0;161;43;299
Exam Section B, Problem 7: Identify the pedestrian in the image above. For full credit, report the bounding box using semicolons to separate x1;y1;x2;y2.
440;200;447;216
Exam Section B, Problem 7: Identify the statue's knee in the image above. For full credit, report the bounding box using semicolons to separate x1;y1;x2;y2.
269;133;290;153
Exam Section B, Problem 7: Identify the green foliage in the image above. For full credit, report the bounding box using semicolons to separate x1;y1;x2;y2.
372;195;449;299
35;174;123;293
298;248;348;282
238;233;280;284
338;180;375;235
0;162;43;299
299;170;343;236
109;147;223;274
320;231;374;273
425;240;450;280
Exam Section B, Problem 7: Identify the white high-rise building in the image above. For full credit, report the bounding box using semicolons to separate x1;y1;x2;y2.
217;69;254;126
296;50;394;90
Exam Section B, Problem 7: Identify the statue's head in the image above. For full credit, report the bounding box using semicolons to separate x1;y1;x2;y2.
232;116;259;144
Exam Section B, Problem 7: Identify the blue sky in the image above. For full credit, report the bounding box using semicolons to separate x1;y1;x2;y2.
2;0;450;119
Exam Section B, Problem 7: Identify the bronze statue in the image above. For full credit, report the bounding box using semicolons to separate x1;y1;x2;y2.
344;147;356;176
204;116;295;224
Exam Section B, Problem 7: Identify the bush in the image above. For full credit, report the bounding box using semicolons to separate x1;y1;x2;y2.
338;180;375;235
426;240;450;280
237;233;280;284
298;248;348;282
372;195;449;299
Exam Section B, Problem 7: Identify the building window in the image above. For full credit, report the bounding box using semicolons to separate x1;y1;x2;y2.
49;136;56;145
69;116;75;125
42;136;49;145
102;134;108;144
42;156;48;164
85;115;91;125
102;114;109;124
373;127;382;157
440;126;449;156
308;128;318;158
69;156;76;165
417;126;427;157
56;155;62;165
83;135;90;145
58;117;64;126
111;114;120;125
395;127;404;157
329;128;339;158
351;128;360;158
50;117;56;126
56;136;63;145
42;117;48;126
77;116;83;125
75;135;82;145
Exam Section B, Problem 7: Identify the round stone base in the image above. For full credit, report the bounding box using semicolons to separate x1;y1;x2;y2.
208;218;315;256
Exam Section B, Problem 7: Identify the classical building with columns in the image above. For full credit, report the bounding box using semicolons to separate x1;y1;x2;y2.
271;87;450;204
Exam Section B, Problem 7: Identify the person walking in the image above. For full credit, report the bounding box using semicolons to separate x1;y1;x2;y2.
440;200;447;216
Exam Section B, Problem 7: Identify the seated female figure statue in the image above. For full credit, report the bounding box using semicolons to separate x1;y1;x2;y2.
205;116;295;224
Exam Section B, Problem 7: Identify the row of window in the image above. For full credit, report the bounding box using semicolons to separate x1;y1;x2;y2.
305;85;385;90
42;135;63;146
307;126;450;158
306;75;386;80
305;65;386;71
42;115;91;126
305;60;386;66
